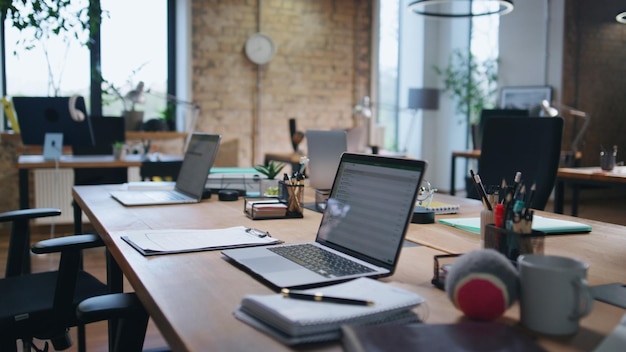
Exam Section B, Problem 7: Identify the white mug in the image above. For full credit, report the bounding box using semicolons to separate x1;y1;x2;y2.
518;254;594;335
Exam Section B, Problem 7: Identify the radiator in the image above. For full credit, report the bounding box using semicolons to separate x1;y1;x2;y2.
33;167;140;224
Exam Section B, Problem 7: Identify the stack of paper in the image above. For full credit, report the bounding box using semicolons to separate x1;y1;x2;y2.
234;278;424;345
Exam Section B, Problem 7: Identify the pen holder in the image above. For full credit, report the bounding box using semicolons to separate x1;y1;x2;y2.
279;180;304;218
479;209;494;248
484;224;545;261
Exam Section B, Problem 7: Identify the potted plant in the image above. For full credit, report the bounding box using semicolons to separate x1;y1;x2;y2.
433;48;498;126
254;161;286;196
112;141;126;160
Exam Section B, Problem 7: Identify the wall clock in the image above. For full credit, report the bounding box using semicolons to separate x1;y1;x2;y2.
245;32;276;65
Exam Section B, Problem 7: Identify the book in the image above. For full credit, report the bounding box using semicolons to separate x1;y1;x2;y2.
439;215;592;235
341;321;546;352
121;226;282;256
235;278;424;345
424;200;460;214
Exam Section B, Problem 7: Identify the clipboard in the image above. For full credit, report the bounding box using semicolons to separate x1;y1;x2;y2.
122;226;283;256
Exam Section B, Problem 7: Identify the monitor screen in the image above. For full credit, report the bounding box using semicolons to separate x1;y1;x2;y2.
13;96;95;147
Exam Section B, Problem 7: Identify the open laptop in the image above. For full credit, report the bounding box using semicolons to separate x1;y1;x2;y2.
306;130;348;191
110;133;221;206
222;153;427;289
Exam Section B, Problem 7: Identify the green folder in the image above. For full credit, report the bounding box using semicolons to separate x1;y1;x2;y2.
439;215;592;235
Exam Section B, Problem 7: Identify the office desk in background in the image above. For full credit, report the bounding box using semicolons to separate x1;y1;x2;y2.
554;166;626;216
17;154;183;231
72;186;625;351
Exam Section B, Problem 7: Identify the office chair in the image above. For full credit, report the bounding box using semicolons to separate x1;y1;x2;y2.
73;116;128;185
77;293;172;352
470;117;564;211
472;108;529;150
0;208;109;352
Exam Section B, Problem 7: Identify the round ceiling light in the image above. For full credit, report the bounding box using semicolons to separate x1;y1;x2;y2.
408;0;514;18
616;12;626;24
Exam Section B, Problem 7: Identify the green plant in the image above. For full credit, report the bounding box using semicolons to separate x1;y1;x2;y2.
112;141;125;149
433;49;498;124
254;161;285;180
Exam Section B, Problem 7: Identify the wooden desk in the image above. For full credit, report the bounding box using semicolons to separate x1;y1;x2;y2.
449;150;480;195
72;186;625;351
554;166;626;216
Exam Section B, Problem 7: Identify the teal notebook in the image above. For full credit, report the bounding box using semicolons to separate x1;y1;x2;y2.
439;215;592;235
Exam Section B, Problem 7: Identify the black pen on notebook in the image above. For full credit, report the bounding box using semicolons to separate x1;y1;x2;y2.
281;288;374;306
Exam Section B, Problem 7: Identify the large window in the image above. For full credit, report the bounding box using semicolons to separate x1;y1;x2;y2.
2;0;170;130
100;0;168;121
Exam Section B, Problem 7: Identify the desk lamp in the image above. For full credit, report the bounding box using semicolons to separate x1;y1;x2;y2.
541;100;591;166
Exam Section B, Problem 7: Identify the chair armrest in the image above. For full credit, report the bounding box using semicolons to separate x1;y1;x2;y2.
31;234;104;254
77;293;145;323
0;208;61;223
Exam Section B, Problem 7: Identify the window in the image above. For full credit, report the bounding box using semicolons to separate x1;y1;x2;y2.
100;0;168;122
2;0;171;130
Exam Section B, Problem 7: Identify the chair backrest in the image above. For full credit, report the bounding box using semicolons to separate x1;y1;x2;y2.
476;117;563;211
474;108;529;149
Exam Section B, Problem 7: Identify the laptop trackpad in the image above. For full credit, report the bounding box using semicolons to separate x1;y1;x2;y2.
243;256;300;274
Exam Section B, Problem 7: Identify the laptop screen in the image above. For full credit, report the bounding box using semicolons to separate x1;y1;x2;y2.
175;133;221;198
316;153;426;269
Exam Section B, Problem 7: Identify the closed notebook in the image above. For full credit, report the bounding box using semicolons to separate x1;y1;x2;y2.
235;278;424;343
439;215;592;235
341;321;546;352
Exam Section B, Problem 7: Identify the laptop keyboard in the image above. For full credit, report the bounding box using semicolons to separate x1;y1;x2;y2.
268;244;375;278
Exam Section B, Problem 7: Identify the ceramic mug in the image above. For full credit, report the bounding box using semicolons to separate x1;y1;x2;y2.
518;254;593;335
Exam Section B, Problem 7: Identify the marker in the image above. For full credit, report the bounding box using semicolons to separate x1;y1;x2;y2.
281;288;374;306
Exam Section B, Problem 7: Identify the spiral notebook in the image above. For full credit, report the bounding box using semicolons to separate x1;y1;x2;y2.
234;278;424;345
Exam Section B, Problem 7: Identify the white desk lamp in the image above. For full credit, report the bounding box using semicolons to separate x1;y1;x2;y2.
541;99;591;165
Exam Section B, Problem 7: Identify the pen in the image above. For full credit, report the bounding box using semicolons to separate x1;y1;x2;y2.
281;288;374;306
471;172;492;211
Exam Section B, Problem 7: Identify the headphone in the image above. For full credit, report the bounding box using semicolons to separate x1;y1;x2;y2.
68;94;85;122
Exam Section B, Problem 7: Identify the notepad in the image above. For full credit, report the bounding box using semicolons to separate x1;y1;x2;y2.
234;278;424;345
439;216;592;235
121;226;282;256
424;200;460;214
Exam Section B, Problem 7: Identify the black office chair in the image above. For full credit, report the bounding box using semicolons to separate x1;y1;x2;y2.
77;293;150;352
73;116;128;185
0;208;109;352
469;117;564;211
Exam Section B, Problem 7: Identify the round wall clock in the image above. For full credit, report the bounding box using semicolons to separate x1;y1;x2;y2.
245;32;276;65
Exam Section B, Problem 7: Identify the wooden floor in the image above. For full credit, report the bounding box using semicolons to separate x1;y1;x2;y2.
1;187;624;351
0;227;168;352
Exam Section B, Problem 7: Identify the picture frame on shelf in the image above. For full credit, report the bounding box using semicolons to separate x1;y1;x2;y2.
499;86;552;116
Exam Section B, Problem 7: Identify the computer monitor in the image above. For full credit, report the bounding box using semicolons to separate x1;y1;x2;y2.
13;96;95;147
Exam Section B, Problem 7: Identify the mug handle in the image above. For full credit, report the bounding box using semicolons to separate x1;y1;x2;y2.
570;277;594;320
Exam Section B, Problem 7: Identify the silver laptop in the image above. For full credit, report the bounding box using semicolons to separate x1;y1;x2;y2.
110;133;221;206
306;130;348;191
222;153;427;289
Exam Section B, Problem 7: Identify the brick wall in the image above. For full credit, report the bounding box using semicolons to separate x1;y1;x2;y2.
191;0;372;166
563;0;626;166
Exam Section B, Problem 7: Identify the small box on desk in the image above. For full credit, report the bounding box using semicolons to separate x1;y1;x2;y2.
244;196;303;220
